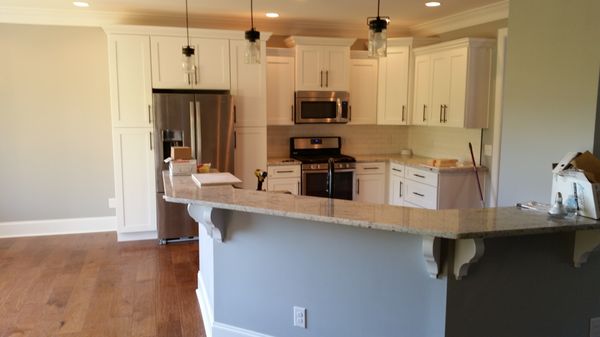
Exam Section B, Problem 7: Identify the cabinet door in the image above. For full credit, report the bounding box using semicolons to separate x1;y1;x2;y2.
230;39;266;127
389;175;405;206
107;34;153;127
267;56;295;125
444;48;468;127
412;54;431;126
295;46;324;90
430;51;451;127
325;47;350;91
267;178;300;195
151;36;194;89
349;59;378;125
112;128;157;233
234;127;267;190
355;174;385;204
193;38;230;89
377;46;409;125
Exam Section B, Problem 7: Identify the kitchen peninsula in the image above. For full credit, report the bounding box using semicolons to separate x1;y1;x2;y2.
164;172;600;337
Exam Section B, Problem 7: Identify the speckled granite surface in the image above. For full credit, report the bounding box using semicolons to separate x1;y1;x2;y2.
163;172;600;239
352;154;483;172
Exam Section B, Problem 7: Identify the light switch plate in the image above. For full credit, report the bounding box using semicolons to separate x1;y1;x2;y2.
483;144;493;157
590;317;600;337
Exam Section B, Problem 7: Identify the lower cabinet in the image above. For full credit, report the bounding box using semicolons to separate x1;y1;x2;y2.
355;162;386;204
388;163;406;206
266;164;301;194
112;127;157;235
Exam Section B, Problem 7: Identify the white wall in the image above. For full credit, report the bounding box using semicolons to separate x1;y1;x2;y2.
497;0;600;206
0;24;114;222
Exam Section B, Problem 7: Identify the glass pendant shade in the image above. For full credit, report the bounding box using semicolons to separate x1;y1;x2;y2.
182;45;196;74
245;29;261;64
368;18;388;57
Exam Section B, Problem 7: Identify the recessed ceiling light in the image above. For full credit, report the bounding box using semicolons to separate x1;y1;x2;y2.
73;1;90;7
425;2;441;7
265;12;279;18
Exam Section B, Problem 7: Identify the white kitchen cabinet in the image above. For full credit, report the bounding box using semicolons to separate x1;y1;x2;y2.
355;162;386;204
388;163;406;206
266;55;295;125
377;45;410;125
112;127;157;234
234;127;267;190
230;39;268;127
150;36;230;90
266;164;301;194
412;38;494;128
284;37;355;92
107;34;153;128
349;58;378;125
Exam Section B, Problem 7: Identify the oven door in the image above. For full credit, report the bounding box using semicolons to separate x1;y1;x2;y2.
302;169;354;200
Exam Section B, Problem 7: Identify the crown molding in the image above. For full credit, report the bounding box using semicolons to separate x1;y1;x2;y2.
409;0;509;37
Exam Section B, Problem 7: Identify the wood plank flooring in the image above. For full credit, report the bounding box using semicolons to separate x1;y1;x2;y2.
0;232;204;337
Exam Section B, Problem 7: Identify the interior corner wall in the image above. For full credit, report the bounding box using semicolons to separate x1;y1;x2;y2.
0;24;114;222
497;0;600;206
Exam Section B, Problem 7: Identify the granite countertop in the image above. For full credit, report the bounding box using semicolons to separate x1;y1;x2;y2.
163;172;600;239
267;158;301;166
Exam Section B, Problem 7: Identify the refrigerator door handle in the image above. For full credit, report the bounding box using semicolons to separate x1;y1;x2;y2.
195;101;202;162
189;101;196;156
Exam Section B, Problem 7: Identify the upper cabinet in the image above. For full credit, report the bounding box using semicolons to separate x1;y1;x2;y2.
412;38;494;128
349;56;378;125
377;41;410;125
284;36;355;92
266;53;295;126
150;36;230;90
106;34;153;128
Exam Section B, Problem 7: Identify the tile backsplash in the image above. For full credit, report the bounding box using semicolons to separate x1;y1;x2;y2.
408;126;482;164
267;125;410;157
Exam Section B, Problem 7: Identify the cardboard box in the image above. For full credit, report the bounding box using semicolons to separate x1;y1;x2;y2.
169;159;197;176
170;146;192;160
552;168;600;220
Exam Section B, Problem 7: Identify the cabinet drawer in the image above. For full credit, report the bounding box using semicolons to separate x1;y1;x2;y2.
356;162;385;174
268;165;301;178
405;180;437;209
389;163;405;177
406;166;438;187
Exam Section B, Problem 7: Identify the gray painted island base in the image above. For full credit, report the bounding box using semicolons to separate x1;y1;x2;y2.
163;173;600;337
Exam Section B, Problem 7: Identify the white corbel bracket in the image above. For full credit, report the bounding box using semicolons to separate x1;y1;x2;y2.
573;229;600;268
454;238;485;280
187;204;226;242
422;236;441;279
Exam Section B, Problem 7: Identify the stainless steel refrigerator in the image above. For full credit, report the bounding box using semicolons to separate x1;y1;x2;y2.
153;90;234;244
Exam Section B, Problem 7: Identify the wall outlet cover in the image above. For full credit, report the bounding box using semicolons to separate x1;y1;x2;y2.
293;306;306;328
484;144;493;157
108;198;117;209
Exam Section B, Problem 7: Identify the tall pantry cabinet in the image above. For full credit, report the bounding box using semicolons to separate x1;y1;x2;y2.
106;32;157;241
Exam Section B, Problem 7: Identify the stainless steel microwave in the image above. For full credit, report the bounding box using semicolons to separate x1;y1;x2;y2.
294;91;349;124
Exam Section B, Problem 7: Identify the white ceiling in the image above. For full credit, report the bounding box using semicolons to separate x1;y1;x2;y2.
0;0;508;37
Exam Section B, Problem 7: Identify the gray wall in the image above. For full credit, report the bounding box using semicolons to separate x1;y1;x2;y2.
0;24;114;221
497;0;600;206
446;233;600;337
214;212;448;337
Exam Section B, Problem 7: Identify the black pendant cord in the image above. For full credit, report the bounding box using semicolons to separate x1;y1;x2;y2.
185;0;190;46
250;0;254;29
377;0;380;19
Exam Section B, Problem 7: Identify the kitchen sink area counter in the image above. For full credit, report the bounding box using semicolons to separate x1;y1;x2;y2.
266;157;302;166
352;153;486;172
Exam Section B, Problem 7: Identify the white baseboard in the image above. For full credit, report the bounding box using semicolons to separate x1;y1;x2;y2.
0;216;116;238
116;230;157;242
212;323;276;337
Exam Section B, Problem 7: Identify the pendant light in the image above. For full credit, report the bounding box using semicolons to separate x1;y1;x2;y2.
182;0;196;76
367;0;389;57
244;0;261;64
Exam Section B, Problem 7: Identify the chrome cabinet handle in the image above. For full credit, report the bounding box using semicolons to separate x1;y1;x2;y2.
443;104;448;122
297;181;300;194
363;167;379;170
234;131;237;149
148;105;152;124
326;70;329;87
276;170;294;174
320;70;323;87
422;105;427;122
194;68;198;85
399;181;403;197
414;174;426;178
392;168;403;173
233;105;237;124
440;105;443;123
413;192;425;197
291;105;294;121
349;105;352;121
357;179;360;194
149;132;153;150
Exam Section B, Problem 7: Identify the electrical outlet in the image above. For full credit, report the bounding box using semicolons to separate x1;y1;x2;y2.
293;306;306;328
484;144;493;157
108;198;116;209
590;317;600;337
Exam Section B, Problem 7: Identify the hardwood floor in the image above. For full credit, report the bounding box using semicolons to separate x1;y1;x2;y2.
0;232;204;337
